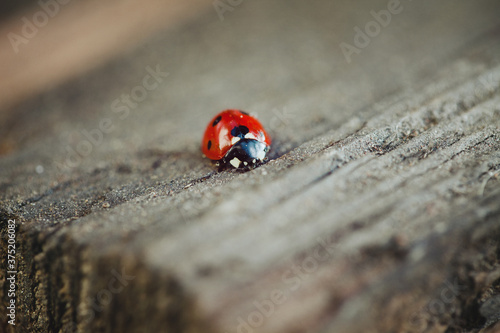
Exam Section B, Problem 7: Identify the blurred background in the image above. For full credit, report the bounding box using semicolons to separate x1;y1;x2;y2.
1;0;499;170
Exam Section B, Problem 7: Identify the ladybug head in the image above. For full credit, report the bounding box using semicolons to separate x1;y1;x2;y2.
222;139;270;169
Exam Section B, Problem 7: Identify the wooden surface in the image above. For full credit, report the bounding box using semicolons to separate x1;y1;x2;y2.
1;1;500;332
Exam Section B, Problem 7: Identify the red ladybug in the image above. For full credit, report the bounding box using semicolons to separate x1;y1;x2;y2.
202;109;271;169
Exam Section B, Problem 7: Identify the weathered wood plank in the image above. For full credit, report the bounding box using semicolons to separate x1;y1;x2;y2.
1;1;500;332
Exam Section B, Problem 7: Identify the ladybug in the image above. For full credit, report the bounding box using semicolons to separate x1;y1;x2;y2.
202;109;271;169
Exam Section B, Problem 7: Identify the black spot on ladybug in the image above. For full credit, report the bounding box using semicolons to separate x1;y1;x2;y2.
207;140;212;150
239;110;249;116
231;125;249;138
212;116;222;127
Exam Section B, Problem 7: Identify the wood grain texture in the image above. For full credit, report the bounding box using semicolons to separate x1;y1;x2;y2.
1;1;500;332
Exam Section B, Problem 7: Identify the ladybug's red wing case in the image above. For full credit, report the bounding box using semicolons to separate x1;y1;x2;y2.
201;110;236;160
201;109;271;169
